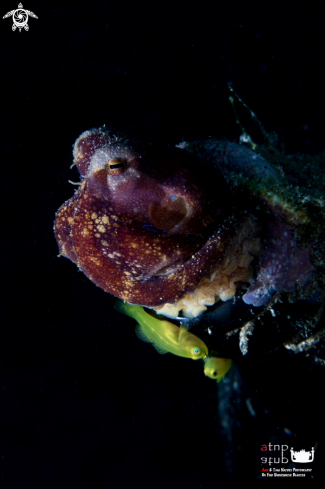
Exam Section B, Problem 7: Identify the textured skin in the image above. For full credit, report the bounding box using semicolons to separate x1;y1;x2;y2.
54;127;236;307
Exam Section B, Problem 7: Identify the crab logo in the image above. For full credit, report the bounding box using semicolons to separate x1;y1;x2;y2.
3;3;38;32
290;447;315;463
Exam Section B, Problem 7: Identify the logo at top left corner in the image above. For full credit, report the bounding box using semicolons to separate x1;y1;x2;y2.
3;3;38;32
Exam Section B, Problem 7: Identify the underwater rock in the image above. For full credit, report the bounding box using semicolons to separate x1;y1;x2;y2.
180;138;325;362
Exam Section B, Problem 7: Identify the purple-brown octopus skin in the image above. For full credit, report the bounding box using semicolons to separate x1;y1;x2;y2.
54;127;315;318
54;127;238;309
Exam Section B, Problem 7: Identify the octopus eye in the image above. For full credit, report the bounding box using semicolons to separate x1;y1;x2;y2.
193;348;200;355
212;371;217;377
105;157;128;175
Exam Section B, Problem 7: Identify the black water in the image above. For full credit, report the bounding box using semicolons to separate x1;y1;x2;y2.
1;1;325;488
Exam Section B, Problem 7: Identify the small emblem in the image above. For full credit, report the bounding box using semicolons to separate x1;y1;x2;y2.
290;447;315;463
3;3;38;32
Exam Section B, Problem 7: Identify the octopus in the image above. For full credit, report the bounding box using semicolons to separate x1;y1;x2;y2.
54;124;325;361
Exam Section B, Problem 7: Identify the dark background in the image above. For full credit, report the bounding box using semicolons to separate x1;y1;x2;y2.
1;1;325;488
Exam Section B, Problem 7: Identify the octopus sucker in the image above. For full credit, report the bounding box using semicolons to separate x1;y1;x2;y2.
153;215;260;318
54;126;317;321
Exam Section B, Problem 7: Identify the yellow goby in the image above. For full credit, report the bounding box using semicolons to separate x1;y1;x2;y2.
115;300;208;360
203;356;232;382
